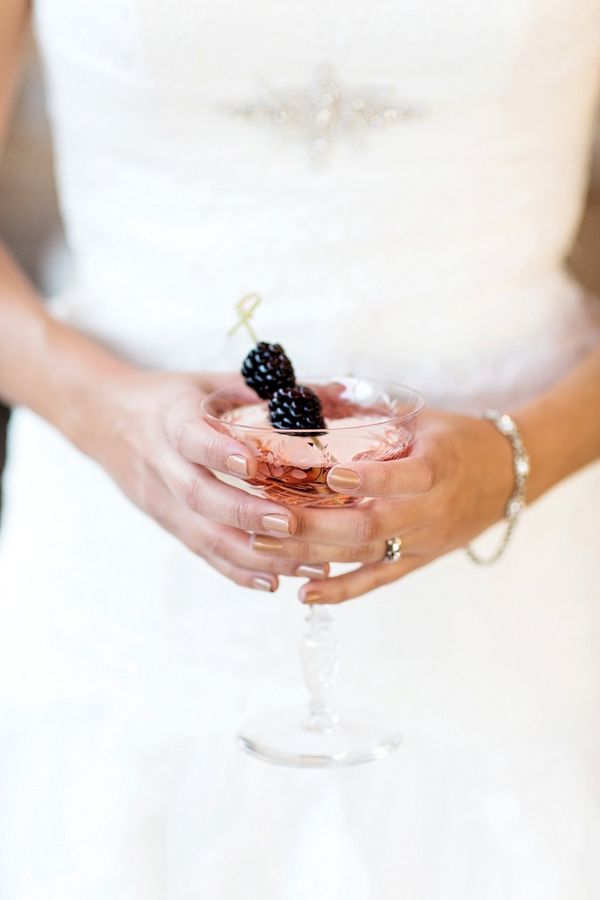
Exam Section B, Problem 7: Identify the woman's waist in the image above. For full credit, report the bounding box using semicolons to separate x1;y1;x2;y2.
49;268;600;411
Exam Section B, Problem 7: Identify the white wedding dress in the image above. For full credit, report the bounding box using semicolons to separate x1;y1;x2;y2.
1;1;600;897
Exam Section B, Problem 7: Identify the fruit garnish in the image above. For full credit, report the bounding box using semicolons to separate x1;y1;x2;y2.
268;386;326;436
230;293;332;453
241;342;296;400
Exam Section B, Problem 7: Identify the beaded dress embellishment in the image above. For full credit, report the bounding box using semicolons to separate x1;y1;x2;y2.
223;64;420;166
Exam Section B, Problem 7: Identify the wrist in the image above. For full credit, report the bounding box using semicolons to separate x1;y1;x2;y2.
510;393;567;504
508;346;600;503
475;414;515;521
38;316;139;458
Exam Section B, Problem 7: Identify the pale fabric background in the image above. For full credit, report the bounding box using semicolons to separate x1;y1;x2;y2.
0;43;599;493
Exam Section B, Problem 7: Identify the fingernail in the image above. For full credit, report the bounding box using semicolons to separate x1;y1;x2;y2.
328;467;361;491
253;535;284;554
261;514;292;536
295;564;329;579
252;576;275;592
226;454;249;478
302;590;324;605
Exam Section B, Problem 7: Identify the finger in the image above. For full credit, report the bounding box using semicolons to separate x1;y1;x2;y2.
251;534;388;564
165;509;281;592
200;522;331;579
297;555;431;605
326;454;437;498
165;507;329;580
164;455;298;537
168;413;258;480
293;496;426;546
205;550;280;593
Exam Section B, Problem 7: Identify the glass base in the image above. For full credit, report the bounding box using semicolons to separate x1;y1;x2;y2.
238;707;402;768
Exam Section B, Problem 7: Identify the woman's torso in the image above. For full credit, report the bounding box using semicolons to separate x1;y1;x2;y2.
34;0;600;406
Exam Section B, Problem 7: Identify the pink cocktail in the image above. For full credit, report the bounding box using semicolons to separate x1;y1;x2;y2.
203;377;423;508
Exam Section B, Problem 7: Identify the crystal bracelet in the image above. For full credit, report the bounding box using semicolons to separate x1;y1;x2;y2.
465;410;530;566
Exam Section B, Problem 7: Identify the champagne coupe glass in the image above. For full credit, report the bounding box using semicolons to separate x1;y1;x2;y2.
202;376;424;767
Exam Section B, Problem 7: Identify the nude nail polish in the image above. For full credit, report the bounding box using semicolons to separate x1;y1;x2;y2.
295;564;328;579
226;454;249;478
327;467;361;491
252;576;275;592
261;514;292;536
302;590;324;604
253;535;284;554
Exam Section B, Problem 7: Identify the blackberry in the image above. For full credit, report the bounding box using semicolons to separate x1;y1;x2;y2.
241;342;296;399
269;385;326;435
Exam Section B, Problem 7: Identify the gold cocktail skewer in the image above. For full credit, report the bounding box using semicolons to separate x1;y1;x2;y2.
228;292;262;344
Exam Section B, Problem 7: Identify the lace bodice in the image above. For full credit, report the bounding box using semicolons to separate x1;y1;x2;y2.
34;0;600;406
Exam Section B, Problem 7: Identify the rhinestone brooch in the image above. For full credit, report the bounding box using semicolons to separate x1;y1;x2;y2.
222;63;421;166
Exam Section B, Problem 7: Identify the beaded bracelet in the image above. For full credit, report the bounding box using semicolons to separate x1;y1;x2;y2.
465;410;530;566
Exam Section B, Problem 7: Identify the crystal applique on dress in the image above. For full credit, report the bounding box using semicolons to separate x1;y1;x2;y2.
222;63;420;167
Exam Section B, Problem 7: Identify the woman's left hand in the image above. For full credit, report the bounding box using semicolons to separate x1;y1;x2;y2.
251;409;516;604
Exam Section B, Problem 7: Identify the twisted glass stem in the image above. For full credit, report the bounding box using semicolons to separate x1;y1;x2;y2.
301;604;341;733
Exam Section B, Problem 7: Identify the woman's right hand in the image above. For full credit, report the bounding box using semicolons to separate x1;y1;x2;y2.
85;368;328;592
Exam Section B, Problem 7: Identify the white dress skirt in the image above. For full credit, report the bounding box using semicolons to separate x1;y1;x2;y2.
1;1;600;897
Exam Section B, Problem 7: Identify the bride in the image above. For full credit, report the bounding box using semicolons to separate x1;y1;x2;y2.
1;1;599;897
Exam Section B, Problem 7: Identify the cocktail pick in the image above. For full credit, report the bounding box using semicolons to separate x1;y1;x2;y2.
228;292;262;343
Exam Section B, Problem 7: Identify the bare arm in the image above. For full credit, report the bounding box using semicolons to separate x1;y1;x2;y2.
515;343;600;502
0;0;133;451
0;0;53;412
0;2;308;593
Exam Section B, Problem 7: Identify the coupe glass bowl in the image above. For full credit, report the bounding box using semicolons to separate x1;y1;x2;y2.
202;376;424;508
